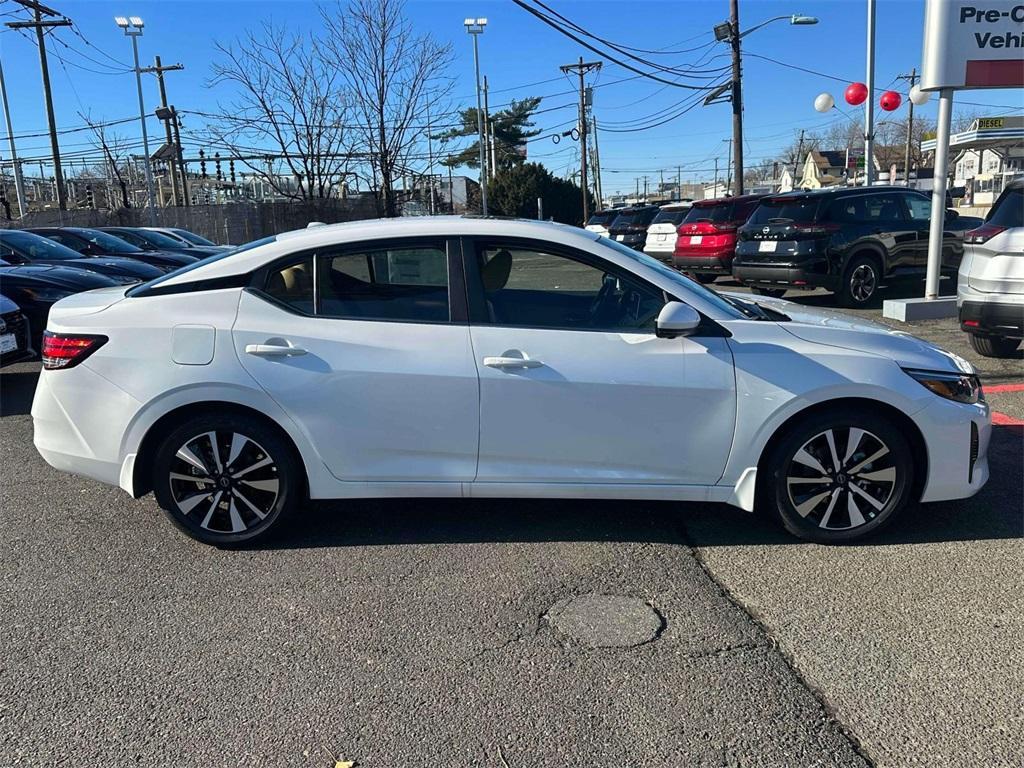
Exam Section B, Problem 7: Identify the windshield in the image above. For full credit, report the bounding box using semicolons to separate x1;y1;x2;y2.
77;229;144;253
597;237;746;320
747;198;820;226
126;235;278;296
134;229;192;249
651;209;688;226
0;229;83;261
172;229;217;246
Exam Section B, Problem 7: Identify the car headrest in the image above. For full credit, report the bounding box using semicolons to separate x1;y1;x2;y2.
481;250;512;292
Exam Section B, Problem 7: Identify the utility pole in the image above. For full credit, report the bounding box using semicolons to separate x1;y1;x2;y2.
465;18;487;214
728;0;744;196
426;100;435;214
898;67;917;187
143;56;183;205
724;138;733;195
676;165;681;201
170;108;188;206
713;158;719;198
7;1;71;211
560;56;601;222
590;115;603;207
643;175;648;200
0;59;27;218
793;129;805;186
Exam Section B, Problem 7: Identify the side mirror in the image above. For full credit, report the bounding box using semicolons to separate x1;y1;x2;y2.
656;301;701;338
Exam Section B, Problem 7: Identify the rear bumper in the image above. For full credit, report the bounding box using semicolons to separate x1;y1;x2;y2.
731;261;837;291
959;300;1024;339
673;253;733;273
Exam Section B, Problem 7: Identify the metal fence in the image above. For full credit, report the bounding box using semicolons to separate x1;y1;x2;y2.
0;198;381;245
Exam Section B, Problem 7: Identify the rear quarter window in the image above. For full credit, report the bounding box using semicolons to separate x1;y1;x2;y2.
987;187;1023;229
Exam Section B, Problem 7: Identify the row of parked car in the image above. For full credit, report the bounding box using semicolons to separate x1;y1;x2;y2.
0;226;227;365
587;181;1022;358
588;186;984;307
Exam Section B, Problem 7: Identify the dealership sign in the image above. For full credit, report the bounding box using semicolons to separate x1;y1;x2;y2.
921;0;1024;89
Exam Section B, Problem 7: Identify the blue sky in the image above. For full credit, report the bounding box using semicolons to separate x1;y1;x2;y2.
2;0;1022;197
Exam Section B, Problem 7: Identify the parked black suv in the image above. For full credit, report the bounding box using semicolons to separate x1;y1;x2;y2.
732;186;964;307
607;205;660;251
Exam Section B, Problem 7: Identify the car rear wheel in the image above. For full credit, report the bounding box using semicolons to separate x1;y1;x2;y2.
751;286;786;298
693;273;717;284
762;408;914;543
837;255;880;307
968;333;1021;358
152;414;300;546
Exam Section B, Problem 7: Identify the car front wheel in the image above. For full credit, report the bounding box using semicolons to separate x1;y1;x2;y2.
968;333;1021;358
152;413;300;546
763;408;914;543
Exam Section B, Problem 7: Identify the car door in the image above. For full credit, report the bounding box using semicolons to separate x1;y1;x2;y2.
232;237;480;484
899;191;960;270
463;238;736;486
861;192;917;274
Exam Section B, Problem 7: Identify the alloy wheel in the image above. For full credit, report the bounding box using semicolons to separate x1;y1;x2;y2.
849;263;877;303
784;427;896;531
168;430;280;534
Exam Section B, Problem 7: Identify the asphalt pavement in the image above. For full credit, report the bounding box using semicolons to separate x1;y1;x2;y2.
1;277;1020;767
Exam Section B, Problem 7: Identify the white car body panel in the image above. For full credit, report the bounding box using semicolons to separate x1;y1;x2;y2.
958;226;1024;303
31;217;990;518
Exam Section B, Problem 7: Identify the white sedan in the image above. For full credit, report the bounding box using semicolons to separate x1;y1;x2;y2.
31;217;990;546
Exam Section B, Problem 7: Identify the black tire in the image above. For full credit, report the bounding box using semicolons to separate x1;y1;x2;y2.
152;413;300;546
761;407;914;544
968;333;1020;358
751;286;786;298
694;273;718;284
837;254;881;308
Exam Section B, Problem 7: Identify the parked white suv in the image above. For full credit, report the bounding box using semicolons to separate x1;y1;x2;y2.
957;178;1023;357
643;202;692;264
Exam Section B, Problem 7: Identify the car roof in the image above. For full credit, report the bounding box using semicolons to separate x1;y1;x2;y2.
692;193;766;207
771;185;924;199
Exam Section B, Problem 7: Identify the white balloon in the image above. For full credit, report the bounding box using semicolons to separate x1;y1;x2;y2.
909;84;930;106
814;92;835;113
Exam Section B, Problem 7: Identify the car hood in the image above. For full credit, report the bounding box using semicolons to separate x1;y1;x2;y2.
732;292;975;374
60;256;163;280
136;250;199;267
0;263;121;290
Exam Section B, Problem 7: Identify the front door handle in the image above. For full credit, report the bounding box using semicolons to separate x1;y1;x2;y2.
245;342;307;357
484;353;544;370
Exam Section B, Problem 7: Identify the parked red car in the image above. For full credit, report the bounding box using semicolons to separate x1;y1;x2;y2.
673;194;765;282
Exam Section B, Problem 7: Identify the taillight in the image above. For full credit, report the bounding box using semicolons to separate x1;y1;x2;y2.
678;221;734;235
964;223;1007;244
41;332;107;370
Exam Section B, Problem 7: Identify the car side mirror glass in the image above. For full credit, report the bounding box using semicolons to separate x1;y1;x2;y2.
656;301;701;338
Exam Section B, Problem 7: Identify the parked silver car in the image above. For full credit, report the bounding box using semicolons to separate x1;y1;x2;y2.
957;178;1023;357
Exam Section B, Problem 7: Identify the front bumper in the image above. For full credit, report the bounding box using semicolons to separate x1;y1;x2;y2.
959;300;1024;339
916;395;991;504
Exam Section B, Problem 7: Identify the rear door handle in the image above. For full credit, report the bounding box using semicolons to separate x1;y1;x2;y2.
245;342;307;357
483;355;544;370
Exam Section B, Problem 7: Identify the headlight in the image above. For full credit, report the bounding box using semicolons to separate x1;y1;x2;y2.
21;287;73;302
904;368;983;404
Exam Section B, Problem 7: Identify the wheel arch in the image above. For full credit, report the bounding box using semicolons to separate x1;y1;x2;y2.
754;396;928;504
131;401;310;499
846;243;887;276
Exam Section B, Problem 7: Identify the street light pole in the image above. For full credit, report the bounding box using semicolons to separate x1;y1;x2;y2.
864;0;877;186
714;13;818;198
0;59;27;218
465;18;488;215
117;16;156;222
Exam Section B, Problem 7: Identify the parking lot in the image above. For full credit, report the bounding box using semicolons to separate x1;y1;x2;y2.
1;282;1020;768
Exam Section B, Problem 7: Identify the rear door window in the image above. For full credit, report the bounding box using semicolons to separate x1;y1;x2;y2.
319;244;450;323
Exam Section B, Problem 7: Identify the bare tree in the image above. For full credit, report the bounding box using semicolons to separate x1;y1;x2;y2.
205;22;354;200
321;0;453;217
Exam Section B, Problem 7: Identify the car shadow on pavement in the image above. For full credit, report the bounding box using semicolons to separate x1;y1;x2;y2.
0;368;38;417
258;425;1022;552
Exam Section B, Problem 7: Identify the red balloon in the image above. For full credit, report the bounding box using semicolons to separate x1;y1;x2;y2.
845;82;868;106
880;90;902;111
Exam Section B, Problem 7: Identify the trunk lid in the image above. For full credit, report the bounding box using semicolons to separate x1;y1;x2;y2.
48;285;129;320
